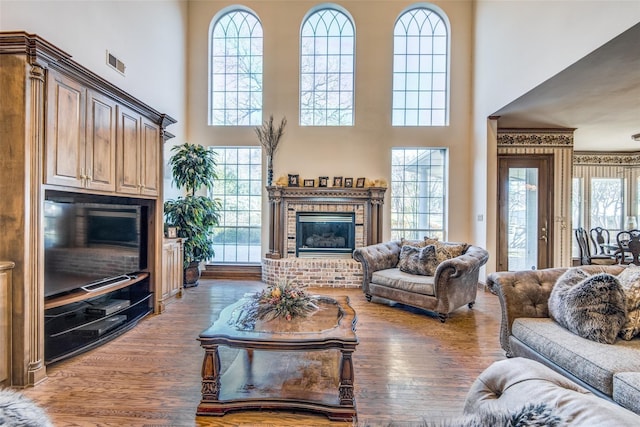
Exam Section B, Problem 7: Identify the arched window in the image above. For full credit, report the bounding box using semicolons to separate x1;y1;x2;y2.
210;8;263;126
392;5;449;126
300;6;355;126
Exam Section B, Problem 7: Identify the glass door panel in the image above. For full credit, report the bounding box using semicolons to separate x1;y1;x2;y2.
507;168;539;271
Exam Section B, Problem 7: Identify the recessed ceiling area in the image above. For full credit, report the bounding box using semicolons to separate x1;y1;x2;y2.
492;22;640;152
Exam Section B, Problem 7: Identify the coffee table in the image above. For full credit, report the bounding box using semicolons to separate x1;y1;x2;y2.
197;295;359;421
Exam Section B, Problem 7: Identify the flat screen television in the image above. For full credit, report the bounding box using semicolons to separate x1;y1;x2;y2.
43;191;148;298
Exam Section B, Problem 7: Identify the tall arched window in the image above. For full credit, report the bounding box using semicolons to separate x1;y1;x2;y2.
392;5;449;126
300;6;355;126
210;8;263;126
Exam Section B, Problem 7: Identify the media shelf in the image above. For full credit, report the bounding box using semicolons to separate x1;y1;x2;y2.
44;273;152;364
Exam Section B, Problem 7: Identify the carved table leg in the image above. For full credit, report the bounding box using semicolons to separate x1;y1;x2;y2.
338;349;355;406
201;345;221;401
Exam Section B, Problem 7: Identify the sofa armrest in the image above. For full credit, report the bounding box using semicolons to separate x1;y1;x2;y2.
352;241;402;293
433;245;489;313
486;265;625;356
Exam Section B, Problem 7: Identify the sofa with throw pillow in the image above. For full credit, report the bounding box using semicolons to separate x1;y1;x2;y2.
352;239;489;322
487;265;640;415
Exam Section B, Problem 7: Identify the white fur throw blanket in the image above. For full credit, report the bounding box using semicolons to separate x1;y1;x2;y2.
0;388;53;427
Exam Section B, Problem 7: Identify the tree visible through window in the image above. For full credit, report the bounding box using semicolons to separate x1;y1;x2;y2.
209;147;262;263
210;9;263;126
392;6;449;126
300;7;355;126
391;148;447;240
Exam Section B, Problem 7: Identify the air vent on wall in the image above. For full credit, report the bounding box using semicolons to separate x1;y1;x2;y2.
106;51;126;75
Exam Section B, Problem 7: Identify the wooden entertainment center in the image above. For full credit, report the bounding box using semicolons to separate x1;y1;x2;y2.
0;32;176;386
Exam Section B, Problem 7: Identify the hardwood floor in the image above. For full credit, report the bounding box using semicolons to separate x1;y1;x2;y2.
23;280;505;426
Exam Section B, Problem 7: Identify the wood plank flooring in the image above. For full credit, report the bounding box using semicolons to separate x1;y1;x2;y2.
22;280;505;426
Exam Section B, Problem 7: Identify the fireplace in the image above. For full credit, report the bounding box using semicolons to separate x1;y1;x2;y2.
296;212;355;258
263;185;387;288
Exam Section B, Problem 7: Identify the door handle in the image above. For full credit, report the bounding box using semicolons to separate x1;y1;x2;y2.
540;221;548;242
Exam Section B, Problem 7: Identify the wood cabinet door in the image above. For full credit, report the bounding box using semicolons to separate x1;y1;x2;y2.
140;118;160;197
45;70;86;188
85;90;117;192
116;105;141;195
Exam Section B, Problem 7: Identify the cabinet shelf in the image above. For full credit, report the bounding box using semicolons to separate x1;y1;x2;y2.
44;272;149;310
44;276;152;364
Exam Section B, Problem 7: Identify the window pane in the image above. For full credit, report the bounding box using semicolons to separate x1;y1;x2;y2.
210;10;263;126
391;148;447;240
590;178;623;231
392;7;449;127
210;147;262;263
300;8;355;126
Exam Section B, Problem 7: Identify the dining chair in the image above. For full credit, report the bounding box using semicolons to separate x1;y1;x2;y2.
575;227;617;266
590;227;612;255
616;229;640;265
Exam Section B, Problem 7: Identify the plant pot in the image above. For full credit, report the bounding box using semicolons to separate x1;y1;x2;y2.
183;261;201;287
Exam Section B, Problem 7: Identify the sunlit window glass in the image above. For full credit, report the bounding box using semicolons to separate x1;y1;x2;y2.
391;148;447;240
210;10;263;126
300;8;355;126
209;147;262;263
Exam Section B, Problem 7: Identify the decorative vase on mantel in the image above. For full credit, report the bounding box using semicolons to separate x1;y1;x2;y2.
267;155;274;187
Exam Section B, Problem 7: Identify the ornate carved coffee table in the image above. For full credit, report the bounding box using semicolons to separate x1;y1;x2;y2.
197;295;358;421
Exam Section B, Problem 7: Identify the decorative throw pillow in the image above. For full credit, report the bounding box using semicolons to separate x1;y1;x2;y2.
548;268;591;323
433;241;468;264
397;245;438;276
549;270;626;344
616;265;640;340
400;236;439;248
423;236;439;245
400;237;428;248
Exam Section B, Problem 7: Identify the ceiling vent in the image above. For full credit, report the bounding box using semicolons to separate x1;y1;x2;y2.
106;51;126;75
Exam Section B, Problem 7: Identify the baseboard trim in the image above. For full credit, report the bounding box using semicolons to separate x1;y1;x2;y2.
202;264;262;281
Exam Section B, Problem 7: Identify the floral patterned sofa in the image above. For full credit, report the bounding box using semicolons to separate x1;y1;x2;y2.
352;239;489;322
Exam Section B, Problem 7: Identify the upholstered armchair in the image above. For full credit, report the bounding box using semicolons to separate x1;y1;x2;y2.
352;240;489;322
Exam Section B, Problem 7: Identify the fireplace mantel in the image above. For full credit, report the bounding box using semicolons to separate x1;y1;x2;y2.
266;186;387;259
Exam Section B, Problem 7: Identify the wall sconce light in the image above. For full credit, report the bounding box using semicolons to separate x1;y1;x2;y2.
633;133;640;142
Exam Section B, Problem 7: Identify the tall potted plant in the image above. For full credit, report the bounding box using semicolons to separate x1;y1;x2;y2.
164;142;221;287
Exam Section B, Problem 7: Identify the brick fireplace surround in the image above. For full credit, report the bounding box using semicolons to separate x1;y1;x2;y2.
262;186;387;287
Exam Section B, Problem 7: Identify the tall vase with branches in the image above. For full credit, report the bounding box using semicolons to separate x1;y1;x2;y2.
164;142;222;286
255;115;287;186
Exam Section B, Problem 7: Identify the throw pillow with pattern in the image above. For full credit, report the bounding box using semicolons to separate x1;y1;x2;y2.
400;236;439;248
549;269;626;344
397;245;438;276
433;241;468;264
616;265;640;340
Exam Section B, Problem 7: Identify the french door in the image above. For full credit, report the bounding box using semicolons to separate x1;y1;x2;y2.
497;155;553;271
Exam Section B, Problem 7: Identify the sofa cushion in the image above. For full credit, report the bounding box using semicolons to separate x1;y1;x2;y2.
511;317;640;396
617;265;640;340
549;270;626;344
614;372;640;415
397;245;438;276
371;268;435;296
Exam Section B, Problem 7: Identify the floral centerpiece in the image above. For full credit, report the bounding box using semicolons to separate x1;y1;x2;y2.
237;279;318;329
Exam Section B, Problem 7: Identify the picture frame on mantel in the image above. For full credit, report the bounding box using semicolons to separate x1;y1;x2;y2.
303;179;315;187
356;177;366;188
344;177;353;188
318;176;329;187
333;177;343;187
288;174;299;187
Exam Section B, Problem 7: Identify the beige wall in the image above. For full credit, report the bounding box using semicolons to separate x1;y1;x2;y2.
188;1;475;252
473;1;640;273
0;0;189;199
